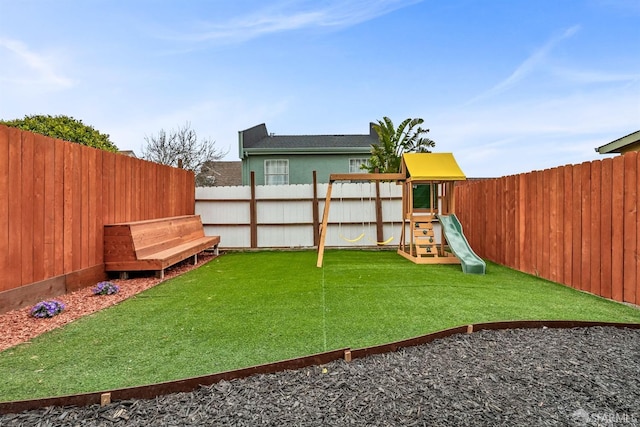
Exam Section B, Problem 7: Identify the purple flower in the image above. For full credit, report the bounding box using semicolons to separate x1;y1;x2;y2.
30;300;65;318
92;281;119;295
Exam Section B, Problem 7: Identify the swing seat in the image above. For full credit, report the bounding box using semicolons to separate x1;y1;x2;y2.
339;232;365;243
368;235;395;245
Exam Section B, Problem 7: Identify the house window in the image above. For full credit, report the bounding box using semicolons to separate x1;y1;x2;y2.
349;158;369;173
265;159;289;185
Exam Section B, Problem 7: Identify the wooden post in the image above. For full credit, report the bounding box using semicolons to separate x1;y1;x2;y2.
375;179;383;245
100;392;111;406
312;171;319;246
316;182;333;268
250;171;257;248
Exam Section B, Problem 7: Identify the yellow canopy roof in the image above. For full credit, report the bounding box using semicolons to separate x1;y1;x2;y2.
402;153;466;181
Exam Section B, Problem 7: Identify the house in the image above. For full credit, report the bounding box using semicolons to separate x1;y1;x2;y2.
595;130;640;155
209;161;242;186
238;123;377;185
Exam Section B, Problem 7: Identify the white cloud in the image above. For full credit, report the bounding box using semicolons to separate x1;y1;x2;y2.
160;0;422;45
0;38;74;89
466;25;581;104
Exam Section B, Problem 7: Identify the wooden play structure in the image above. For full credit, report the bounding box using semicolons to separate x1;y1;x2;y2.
396;153;464;264
317;153;485;273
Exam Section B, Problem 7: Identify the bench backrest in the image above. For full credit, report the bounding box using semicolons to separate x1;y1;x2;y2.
104;215;206;261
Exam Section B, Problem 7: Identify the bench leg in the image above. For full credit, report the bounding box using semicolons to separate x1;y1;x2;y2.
155;269;165;279
119;272;129;280
192;254;198;265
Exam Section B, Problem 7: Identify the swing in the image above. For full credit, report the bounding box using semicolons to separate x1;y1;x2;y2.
338;182;365;243
367;181;395;245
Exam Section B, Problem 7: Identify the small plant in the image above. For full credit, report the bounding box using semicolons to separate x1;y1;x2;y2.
92;281;120;296
30;300;66;318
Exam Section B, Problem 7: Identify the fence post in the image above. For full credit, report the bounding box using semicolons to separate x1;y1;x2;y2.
312;171;319;246
250;171;257;248
375;179;383;244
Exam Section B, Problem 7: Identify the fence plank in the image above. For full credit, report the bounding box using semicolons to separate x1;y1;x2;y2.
87;148;98;266
81;145;90;269
41;135;56;279
7;128;23;291
623;152;638;304
610;156;624;301
549;168;559;282
600;158;613;299
523;173;534;274
636;153;640;306
0;127;9;292
506;176;516;268
556;166;565;284
580;162;591;292
563;165;573;287
572;163;582;290
32;133;46;283
516;175;525;270
53;138;65;277
20;131;35;285
535;171;544;276
101;151;114;225
72;143;83;272
589;161;602;295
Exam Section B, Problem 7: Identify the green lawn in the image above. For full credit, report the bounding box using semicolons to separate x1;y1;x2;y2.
1;250;639;402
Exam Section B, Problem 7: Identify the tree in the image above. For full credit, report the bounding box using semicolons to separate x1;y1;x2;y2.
141;122;227;187
364;117;436;173
0;114;118;152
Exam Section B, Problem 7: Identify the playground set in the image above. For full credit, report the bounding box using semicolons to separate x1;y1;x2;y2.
316;153;486;274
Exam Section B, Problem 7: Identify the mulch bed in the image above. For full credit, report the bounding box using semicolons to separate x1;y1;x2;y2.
1;326;638;426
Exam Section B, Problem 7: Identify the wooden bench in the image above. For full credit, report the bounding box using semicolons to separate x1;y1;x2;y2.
104;215;220;279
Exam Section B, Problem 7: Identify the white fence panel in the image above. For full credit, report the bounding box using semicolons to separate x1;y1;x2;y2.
196;182;404;249
203;225;251;248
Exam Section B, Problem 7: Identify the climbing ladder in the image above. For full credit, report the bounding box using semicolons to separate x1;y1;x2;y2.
398;214;461;265
413;221;439;259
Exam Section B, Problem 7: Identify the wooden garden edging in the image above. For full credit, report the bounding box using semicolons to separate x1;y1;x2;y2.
2;320;639;415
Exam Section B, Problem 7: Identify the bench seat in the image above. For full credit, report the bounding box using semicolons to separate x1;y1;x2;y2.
104;215;220;279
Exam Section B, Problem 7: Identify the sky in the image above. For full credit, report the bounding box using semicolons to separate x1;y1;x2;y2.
0;0;639;177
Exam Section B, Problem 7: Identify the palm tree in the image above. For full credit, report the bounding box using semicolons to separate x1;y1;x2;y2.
364;117;436;173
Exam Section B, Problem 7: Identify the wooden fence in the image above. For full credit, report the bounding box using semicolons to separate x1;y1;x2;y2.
455;151;639;306
196;172;403;249
0;125;195;312
4;123;636;312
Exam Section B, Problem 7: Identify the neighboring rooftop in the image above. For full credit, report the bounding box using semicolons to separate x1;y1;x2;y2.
239;123;377;158
595;130;640;154
118;150;137;157
210;161;242;187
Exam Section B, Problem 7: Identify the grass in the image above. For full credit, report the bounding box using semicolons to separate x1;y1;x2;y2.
1;250;639;402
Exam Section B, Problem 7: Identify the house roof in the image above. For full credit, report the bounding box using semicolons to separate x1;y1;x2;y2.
239;123;377;157
211;161;242;186
402;153;466;181
595;130;640;154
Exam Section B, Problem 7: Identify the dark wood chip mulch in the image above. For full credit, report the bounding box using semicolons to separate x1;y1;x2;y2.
1;326;639;426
